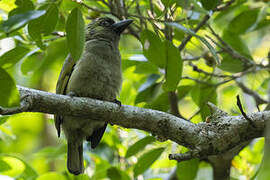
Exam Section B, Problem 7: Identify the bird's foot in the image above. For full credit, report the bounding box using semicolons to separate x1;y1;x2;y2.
67;91;77;97
113;99;122;107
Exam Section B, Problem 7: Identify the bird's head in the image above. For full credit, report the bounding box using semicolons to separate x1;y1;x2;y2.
86;17;133;43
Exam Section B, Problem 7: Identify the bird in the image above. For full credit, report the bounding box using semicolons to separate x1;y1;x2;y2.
54;17;132;175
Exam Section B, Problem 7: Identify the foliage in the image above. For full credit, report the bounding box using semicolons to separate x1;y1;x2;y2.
0;0;269;179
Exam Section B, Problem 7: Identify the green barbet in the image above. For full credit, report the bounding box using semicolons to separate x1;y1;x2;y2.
55;17;132;175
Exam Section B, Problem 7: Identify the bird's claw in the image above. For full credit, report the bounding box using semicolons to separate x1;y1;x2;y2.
67;91;77;97
113;99;121;107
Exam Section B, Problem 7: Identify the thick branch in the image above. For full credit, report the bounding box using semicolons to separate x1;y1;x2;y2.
0;86;268;159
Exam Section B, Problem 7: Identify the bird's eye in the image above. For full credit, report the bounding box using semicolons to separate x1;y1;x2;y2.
99;21;111;27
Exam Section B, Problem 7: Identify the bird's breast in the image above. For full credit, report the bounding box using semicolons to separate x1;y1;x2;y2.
66;40;122;101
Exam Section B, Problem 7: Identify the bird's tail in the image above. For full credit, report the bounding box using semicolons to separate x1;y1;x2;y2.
67;140;84;175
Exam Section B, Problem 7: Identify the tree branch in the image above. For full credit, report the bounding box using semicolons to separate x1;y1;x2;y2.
178;14;210;51
236;80;268;106
0;86;268;160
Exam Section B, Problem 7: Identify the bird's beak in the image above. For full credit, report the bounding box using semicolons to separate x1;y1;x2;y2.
112;19;133;34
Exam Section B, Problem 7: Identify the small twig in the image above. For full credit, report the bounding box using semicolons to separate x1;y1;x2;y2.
236;81;268;106
127;13;185;23
214;0;235;11
178;14;210;51
135;1;146;29
80;2;116;16
0;106;23;115
51;31;65;37
115;0;123;18
189;62;231;78
207;25;255;66
168;92;186;120
169;151;200;162
126;0;136;10
182;76;213;85
236;95;256;128
149;0;154;15
215;66;266;87
0;95;31;115
169;152;194;162
205;34;224;49
122;0;128;17
182;56;202;61
215;78;235;87
100;0;109;6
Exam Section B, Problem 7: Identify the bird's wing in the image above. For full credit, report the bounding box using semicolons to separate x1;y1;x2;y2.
55;54;76;137
87;123;108;148
56;54;76;94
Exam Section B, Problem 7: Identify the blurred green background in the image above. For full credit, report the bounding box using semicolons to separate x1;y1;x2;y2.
0;0;269;179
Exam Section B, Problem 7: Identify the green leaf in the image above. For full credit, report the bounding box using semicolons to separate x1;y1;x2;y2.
0;159;11;171
125;136;156;158
177;85;192;100
254;7;270;31
135;74;161;104
161;0;176;7
21;51;43;75
219;54;245;73
0;115;10;125
122;60;140;71
176;0;191;9
91;156;111;179
0;45;30;69
167;22;220;64
41;3;59;35
15;0;34;8
138;74;160;92
174;28;185;41
222;30;252;59
200;0;220;10
228;9;259;34
189;0;208;14
135;83;161;104
37;172;67;180
141;30;166;68
145;92;169;112
134;147;165;177
28;3;59;49
14;155;38;180
191;84;217;120
218;31;252;73
107;167;122;180
28;20;44;49
38;39;68;74
35;145;66;160
66;7;85;61
8;0;35;17
153;3;163;17
1;10;46;33
106;166;131;180
134;61;159;74
176;158;199;180
0;154;38;180
163;40;183;91
60;0;80;12
258;132;270;179
122;59;158;74
213;2;246;31
0;68;20;108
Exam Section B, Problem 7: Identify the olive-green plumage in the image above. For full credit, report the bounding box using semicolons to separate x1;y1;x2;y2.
54;17;132;175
